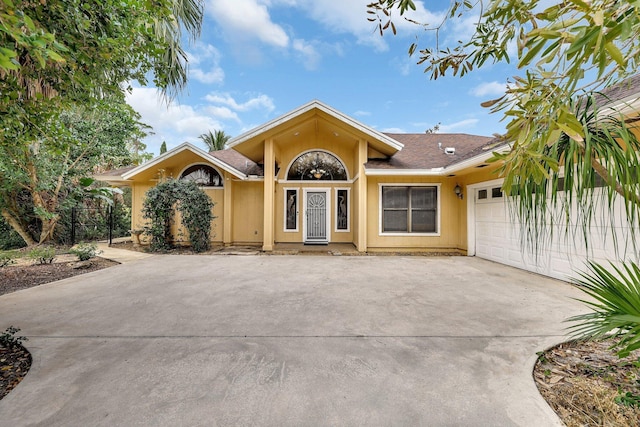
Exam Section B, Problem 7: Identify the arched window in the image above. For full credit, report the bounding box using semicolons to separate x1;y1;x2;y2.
287;151;348;181
179;164;223;187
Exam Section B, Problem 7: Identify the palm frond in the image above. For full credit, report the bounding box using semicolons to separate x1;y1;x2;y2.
505;94;640;259
567;261;640;357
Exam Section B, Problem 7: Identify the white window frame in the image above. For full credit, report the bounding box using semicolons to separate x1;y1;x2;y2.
475;185;504;204
177;163;224;190
283;187;299;232
378;183;441;236
334;187;350;233
283;149;350;182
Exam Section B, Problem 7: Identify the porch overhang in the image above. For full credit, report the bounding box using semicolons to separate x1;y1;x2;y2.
227;100;404;162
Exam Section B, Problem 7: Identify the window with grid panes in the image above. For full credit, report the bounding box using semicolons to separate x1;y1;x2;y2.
382;186;437;233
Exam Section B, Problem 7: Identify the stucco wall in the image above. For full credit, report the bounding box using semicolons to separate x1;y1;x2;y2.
232;181;264;244
273;183;353;244
131;181;154;234
271;129;357;245
365;176;462;251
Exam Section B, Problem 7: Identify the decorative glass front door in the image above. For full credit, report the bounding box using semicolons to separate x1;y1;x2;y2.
305;191;328;243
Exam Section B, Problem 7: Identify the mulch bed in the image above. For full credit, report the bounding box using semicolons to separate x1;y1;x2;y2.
0;258;119;296
534;338;640;426
0;257;118;401
0;343;31;401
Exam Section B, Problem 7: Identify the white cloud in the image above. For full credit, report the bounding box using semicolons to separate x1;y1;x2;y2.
439;118;479;132
190;68;225;84
209;0;445;51
204;92;275;112
206;105;241;122
288;0;444;51
126;86;225;155
380;127;406;133
470;81;507;97
293;39;321;70
354;110;371;117
186;44;225;84
207;0;289;48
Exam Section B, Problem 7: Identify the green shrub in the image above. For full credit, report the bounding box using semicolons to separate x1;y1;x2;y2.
0;252;15;268
28;246;56;264
142;179;215;253
69;242;101;261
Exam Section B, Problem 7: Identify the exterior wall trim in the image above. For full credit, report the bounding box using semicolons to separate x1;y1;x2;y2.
177;162;225;189
283;148;351;181
364;147;511;177
283;187;300;233
334;187;351;233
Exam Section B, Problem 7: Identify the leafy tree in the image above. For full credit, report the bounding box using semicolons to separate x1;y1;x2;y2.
368;0;640;356
0;0;203;245
1;0;203;101
199;130;231;151
0;97;151;245
160;141;168;154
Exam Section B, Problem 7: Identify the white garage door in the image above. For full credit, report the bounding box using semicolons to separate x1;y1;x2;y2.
473;181;638;281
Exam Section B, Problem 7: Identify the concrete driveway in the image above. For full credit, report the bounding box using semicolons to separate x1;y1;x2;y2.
0;255;586;426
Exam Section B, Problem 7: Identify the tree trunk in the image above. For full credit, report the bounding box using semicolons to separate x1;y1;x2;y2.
1;208;36;246
591;156;640;207
38;217;59;244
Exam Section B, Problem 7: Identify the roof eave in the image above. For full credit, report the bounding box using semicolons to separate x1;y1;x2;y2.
364;145;510;176
227;100;404;153
122;143;248;180
92;176;133;186
599;95;640;117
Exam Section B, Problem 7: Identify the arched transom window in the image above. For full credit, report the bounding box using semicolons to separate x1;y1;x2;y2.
180;164;223;187
287;151;348;181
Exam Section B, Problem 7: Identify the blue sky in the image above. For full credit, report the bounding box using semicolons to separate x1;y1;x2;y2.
126;0;517;156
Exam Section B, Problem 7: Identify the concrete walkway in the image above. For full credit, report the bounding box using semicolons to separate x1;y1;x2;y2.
96;242;153;264
0;255;587;426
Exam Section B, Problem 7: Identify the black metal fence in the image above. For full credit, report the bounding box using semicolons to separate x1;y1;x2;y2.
70;203;130;245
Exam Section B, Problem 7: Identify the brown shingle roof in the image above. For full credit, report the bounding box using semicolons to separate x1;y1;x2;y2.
595;74;640;107
366;133;499;170
95;165;136;177
209;149;263;176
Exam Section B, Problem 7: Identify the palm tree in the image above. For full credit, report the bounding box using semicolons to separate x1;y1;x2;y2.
199;130;230;151
503;93;640;357
152;0;204;101
1;0;203;102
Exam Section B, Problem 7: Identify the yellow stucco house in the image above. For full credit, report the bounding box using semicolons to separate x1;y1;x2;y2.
101;100;506;254
100;81;640;282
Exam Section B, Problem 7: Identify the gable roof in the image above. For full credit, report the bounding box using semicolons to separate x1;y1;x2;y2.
227;100;404;161
122;143;247;180
93;165;137;185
